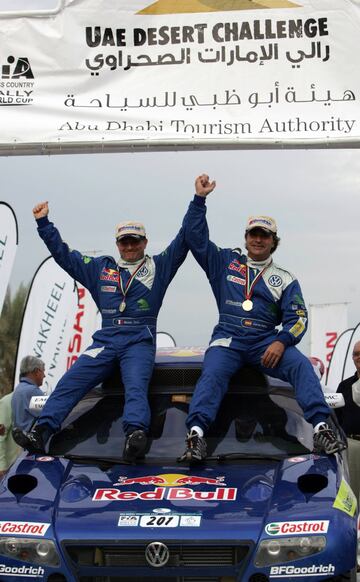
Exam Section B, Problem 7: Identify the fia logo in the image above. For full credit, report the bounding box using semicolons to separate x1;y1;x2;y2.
1;56;34;79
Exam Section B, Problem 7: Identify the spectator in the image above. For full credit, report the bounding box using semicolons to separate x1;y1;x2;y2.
0;393;21;476
12;356;46;432
335;340;360;501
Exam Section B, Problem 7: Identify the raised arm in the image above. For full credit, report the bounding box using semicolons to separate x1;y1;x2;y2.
153;221;189;287
195;174;216;198
182;174;225;280
33;201;98;287
33;201;49;220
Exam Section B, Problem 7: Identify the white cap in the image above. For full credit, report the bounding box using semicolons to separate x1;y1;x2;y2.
115;221;146;241
246;216;277;234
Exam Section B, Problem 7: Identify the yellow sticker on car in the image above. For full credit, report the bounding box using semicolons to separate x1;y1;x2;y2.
333;479;357;517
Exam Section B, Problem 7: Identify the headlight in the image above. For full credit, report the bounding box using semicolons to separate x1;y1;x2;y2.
0;538;60;567
254;536;326;567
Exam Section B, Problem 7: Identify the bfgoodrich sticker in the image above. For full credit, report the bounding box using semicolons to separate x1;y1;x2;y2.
0;564;45;577
270;563;335;577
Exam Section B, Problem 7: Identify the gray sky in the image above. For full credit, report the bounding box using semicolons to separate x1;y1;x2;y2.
3;147;360;349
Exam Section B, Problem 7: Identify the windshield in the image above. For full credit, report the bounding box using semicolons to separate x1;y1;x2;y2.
49;389;314;461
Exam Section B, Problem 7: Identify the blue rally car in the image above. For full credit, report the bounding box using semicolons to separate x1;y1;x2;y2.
0;348;357;582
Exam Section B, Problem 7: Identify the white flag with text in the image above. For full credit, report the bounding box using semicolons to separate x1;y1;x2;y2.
14;257;78;393
0;202;18;315
309;302;348;380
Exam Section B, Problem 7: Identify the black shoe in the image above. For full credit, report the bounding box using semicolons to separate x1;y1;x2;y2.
178;429;207;463
12;425;47;454
313;423;346;455
123;430;147;462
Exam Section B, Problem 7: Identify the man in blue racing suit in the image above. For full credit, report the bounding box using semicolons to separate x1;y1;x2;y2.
14;201;188;462
179;174;345;462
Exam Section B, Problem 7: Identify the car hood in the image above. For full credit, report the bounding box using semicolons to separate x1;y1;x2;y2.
2;453;338;543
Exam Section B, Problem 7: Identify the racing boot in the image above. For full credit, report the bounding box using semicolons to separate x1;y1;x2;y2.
12;424;51;455
313;422;347;455
178;429;207;463
123;430;147;462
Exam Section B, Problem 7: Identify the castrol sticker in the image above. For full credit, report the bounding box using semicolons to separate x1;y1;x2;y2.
0;521;50;536
265;520;329;536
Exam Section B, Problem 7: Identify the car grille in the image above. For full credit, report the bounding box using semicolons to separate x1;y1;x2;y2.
64;542;250;580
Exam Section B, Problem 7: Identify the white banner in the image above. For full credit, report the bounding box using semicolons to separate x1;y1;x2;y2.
309;302;348;380
66;284;100;370
14;257;78;393
325;328;353;391
0;0;360;153
0;202;18;314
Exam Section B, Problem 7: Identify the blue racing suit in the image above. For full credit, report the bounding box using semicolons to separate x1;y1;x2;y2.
34;215;188;435
183;195;330;432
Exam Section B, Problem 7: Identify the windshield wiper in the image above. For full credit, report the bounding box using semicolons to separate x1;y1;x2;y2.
206;452;285;462
62;453;132;466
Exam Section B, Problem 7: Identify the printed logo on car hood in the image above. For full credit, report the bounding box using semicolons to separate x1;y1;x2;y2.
0;521;50;536
270;563;335;577
93;473;236;502
115;473;226;487
265;520;329;536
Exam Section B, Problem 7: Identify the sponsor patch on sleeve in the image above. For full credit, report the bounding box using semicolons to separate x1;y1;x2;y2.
289;317;306;338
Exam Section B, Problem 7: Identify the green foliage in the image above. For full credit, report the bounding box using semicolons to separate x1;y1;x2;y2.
0;284;28;397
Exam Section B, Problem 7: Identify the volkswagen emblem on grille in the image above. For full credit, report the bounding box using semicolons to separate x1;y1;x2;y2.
145;541;170;567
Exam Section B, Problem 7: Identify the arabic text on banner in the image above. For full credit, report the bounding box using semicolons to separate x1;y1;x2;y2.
0;0;359;152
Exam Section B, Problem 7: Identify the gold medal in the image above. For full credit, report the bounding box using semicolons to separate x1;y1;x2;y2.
119;300;126;312
242;299;253;311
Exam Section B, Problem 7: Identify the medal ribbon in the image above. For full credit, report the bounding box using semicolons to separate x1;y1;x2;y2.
244;264;270;301
119;258;147;302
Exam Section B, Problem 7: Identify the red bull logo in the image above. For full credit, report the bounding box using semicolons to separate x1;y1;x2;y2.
95;473;234;503
100;268;119;282
173;475;226;486
228;261;246;276
93;487;237;502
116;476;168;486
115;473;226;487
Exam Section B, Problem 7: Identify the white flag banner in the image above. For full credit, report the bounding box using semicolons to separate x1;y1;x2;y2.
343;322;360;380
309;302;348;378
0;202;18;315
14;257;78;394
0;0;360;154
325;328;353;391
66;284;100;370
